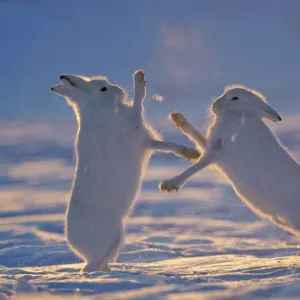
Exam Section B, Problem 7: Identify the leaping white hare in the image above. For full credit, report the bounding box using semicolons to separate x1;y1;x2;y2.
160;85;300;236
51;70;199;273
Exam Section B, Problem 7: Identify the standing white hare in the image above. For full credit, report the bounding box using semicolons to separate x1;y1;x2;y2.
160;85;300;236
51;70;199;273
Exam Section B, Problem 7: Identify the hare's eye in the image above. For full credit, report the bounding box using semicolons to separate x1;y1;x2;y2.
100;87;107;92
231;96;239;100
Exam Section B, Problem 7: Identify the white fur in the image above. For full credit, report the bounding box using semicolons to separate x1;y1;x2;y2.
160;85;300;236
51;71;199;273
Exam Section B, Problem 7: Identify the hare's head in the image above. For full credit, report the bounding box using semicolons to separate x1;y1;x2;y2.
51;75;125;111
211;85;281;122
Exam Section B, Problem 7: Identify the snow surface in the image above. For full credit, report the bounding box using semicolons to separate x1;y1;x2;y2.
1;119;300;299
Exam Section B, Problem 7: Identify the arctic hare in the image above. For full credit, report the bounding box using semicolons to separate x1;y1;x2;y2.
160;85;300;235
51;70;199;273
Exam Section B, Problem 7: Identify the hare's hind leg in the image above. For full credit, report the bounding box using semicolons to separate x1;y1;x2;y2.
170;112;207;150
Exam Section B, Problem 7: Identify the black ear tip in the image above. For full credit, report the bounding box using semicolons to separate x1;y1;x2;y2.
278;115;282;121
50;87;54;91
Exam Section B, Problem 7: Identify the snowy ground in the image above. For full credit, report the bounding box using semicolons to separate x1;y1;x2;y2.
1;119;300;299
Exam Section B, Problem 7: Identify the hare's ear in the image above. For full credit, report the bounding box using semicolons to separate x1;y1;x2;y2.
258;101;282;122
51;84;71;97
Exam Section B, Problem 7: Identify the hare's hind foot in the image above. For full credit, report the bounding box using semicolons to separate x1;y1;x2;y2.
81;261;111;273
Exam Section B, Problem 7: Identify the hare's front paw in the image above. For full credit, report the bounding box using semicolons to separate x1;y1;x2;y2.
180;146;200;160
159;177;183;192
134;70;146;85
170;112;187;128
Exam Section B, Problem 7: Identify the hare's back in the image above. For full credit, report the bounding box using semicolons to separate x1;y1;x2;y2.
217;129;300;215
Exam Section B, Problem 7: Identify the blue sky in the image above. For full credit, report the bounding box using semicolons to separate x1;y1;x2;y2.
1;0;300;125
